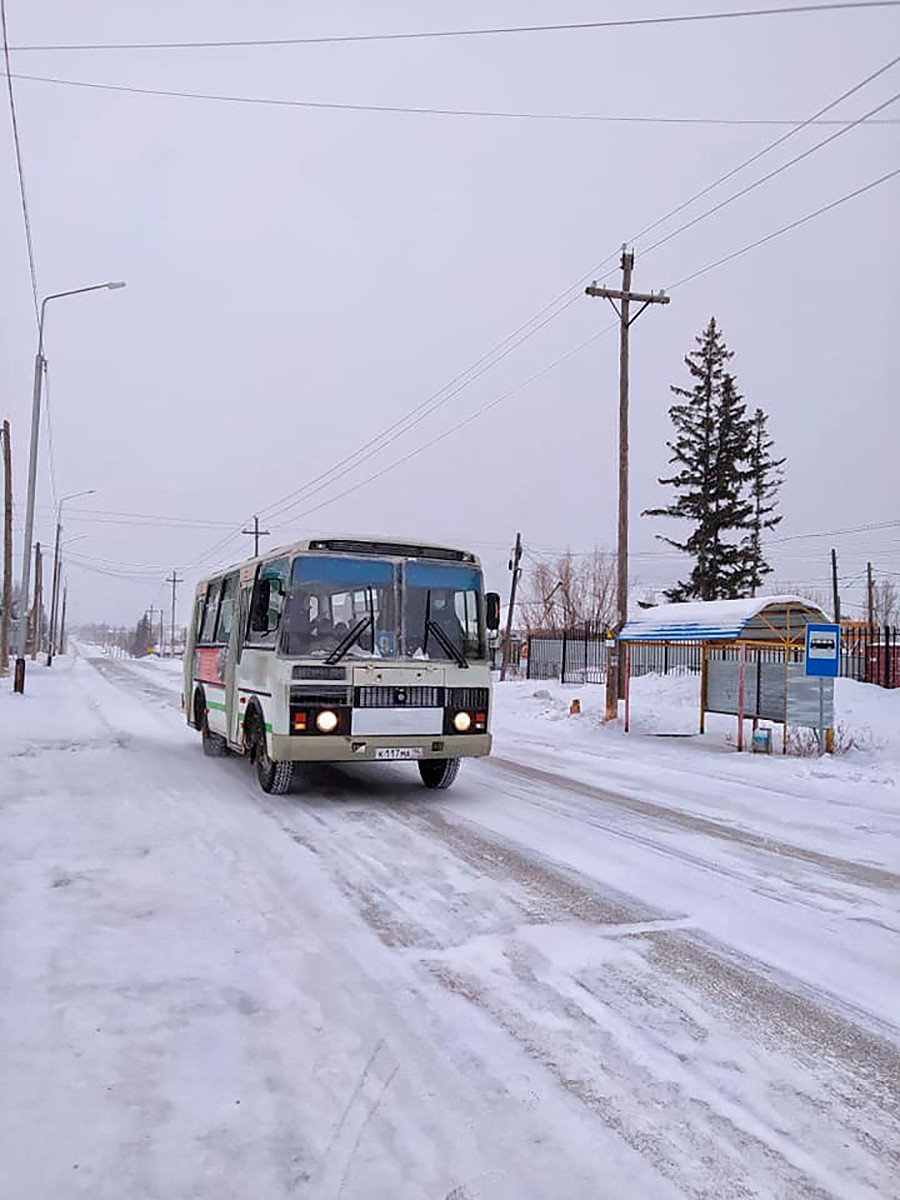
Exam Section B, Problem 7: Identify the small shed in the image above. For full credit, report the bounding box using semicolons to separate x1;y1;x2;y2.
618;595;832;750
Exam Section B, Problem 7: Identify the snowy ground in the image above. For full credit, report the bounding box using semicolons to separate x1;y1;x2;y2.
1;651;898;1199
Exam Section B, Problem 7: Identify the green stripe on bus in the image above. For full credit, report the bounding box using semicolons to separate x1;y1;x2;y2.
206;700;227;712
237;712;273;733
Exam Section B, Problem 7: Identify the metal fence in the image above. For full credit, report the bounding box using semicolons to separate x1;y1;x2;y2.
519;623;899;690
523;627;701;684
840;624;898;689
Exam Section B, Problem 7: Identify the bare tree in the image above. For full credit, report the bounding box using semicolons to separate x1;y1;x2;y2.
765;580;831;614
872;579;898;627
518;549;616;633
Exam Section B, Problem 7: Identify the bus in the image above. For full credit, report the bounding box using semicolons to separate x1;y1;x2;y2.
184;535;501;794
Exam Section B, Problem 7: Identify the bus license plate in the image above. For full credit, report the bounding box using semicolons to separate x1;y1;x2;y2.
375;747;422;761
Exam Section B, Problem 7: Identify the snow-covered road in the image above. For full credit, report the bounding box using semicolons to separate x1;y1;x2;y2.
2;652;898;1199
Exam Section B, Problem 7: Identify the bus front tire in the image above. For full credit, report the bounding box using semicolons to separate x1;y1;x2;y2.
251;720;294;795
418;757;461;790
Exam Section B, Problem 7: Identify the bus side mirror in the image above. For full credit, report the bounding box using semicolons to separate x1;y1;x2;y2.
250;580;271;632
485;592;501;631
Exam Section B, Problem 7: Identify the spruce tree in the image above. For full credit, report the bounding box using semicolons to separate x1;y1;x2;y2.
743;407;785;595
643;317;753;601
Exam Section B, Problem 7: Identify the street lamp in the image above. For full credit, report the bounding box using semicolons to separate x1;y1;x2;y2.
47;489;95;666
14;281;125;692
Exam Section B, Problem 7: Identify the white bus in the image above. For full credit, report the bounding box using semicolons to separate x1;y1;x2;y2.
184;535;501;794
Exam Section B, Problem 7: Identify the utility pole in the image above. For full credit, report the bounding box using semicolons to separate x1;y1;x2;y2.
47;516;62;666
31;543;42;661
59;586;67;655
586;247;670;721
867;561;875;629
831;548;841;625
500;532;523;682
159;610;165;656
1;421;11;679
242;515;270;558
166;571;183;659
47;488;94;667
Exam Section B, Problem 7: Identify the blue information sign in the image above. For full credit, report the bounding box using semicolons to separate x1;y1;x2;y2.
805;623;841;678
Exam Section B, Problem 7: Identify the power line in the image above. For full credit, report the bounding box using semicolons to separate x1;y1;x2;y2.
182;166;897;571
668;165;900;288
1;0;39;322
642;85;900;260
253;170;900;533
9;3;898;52
249;55;900;531
768;518;900;543
6;71;900;127
281;322;620;526
631;53;900;253
257;294;582;526
59;507;241;528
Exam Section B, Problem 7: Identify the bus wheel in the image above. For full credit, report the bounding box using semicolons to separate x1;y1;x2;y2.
254;726;294;795
202;714;229;757
196;690;228;757
418;758;461;790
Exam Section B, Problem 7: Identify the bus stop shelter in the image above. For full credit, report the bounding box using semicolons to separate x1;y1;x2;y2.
618;595;833;751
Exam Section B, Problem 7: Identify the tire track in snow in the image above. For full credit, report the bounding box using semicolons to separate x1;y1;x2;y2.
485;756;900;892
84;656;900;1197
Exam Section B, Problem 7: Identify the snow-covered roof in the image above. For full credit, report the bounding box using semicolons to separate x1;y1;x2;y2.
620;594;829;643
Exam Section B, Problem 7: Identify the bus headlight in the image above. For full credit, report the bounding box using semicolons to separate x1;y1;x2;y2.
453;711;472;732
316;710;339;733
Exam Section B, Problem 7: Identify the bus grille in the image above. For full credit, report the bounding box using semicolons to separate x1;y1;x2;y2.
354;685;444;708
446;687;490;711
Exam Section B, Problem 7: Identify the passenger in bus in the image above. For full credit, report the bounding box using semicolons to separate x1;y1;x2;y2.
311;613;337;649
408;591;464;657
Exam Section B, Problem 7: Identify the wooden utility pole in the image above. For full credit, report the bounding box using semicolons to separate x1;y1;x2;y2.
586;248;670;720
500;532;523;682
167;571;183;659
59;586;67;655
31;543;42;660
159;610;165;656
867;561;875;629
242;515;270;558
1;421;11;678
831;548;841;625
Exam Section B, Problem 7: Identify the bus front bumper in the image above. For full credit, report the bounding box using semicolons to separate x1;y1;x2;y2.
269;732;492;763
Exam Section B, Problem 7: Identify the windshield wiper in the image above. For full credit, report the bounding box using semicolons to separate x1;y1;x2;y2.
327;614;373;664
423;590;468;668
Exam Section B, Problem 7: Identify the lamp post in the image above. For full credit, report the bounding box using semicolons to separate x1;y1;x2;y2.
14;280;125;692
47;490;95;666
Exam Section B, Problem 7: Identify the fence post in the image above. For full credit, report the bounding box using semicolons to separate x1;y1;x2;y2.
700;643;707;733
526;636;531;681
884;625;890;690
664;643;669;676
561;629;568;684
737;642;746;752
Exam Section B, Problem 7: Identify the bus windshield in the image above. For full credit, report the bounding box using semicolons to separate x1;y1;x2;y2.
283;556;396;660
404;562;484;662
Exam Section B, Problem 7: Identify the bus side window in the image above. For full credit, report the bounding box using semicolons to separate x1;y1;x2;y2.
247;558;289;645
215;573;239;644
198;580;221;645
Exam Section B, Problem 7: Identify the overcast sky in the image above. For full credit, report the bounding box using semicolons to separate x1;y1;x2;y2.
2;0;898;629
